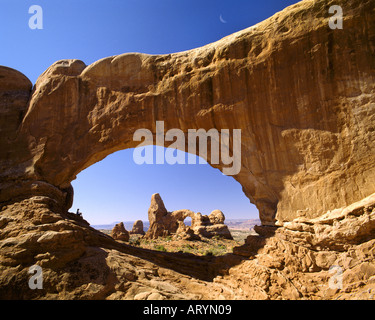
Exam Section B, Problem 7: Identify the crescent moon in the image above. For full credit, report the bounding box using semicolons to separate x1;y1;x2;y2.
219;14;227;24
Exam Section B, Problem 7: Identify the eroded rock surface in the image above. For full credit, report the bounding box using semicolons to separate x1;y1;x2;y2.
1;192;374;299
111;222;130;242
0;0;374;225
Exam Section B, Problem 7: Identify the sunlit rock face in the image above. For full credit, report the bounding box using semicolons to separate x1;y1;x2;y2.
1;0;374;226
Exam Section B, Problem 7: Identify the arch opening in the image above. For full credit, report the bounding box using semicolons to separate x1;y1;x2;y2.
183;216;192;227
71;145;260;234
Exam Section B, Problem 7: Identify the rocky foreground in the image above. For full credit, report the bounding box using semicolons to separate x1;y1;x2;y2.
1;0;375;299
0;192;374;299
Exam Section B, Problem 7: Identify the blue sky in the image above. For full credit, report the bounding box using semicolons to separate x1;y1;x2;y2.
1;0;300;225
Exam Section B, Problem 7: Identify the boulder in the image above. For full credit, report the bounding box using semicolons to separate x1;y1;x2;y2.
145;194;232;240
130;220;145;235
174;221;200;241
193;224;233;240
146;222;169;239
110;222;129;242
208;210;225;225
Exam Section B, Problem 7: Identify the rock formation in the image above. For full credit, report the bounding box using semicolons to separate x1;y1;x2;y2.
145;194;232;240
110;222;130;242
208;210;225;225
130;220;145;235
175;221;200;241
1;0;374;226
0;0;375;299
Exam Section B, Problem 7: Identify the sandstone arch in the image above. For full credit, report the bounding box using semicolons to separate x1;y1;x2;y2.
1;0;374;228
1;0;375;300
145;193;232;240
183;216;192;227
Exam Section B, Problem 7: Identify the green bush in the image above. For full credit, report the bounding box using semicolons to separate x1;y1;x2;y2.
217;243;227;250
154;244;167;252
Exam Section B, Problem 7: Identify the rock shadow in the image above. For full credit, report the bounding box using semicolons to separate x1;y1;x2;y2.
102;225;277;282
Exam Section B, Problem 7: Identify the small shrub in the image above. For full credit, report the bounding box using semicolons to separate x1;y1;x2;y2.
129;238;140;246
217;243;226;250
154;244;167;252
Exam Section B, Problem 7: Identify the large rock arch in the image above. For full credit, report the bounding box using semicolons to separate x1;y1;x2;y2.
1;0;375;300
1;0;375;228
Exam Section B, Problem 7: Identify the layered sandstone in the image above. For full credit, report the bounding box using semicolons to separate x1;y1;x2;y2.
0;0;374;225
0;0;375;299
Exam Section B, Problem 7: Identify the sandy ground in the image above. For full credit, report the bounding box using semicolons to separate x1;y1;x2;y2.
99;228;256;256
